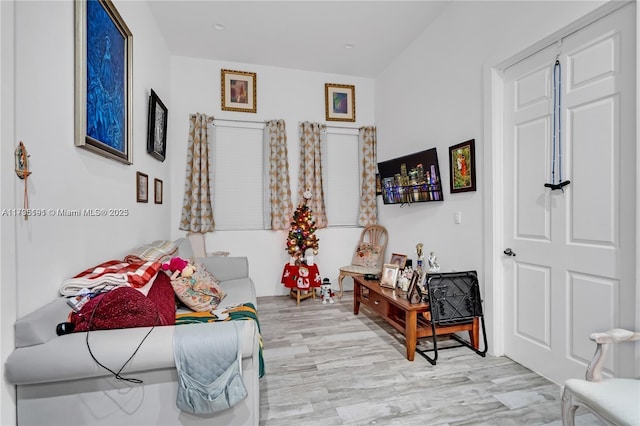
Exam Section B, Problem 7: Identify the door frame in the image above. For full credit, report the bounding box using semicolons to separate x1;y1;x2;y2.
482;1;639;374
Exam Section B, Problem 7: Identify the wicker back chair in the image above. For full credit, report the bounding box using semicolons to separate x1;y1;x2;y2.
337;225;388;299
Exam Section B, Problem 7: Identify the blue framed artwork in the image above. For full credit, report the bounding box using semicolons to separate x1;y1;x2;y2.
75;0;133;164
325;83;355;122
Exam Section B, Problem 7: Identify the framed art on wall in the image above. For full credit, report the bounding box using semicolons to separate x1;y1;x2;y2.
74;0;133;164
154;178;163;204
136;172;148;203
325;83;355;122
221;69;257;113
449;139;476;193
147;89;168;162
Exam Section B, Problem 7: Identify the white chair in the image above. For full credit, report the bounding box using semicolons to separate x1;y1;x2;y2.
337;225;388;299
561;328;640;426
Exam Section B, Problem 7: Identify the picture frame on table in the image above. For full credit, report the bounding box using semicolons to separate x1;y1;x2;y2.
136;172;148;203
380;263;400;289
449;138;476;193
154;178;163;204
74;0;133;164
390;253;408;269
221;69;257;113
406;271;423;304
147;89;168;162
325;83;355;122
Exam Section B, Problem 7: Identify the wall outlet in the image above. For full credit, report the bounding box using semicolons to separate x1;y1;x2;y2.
454;211;462;224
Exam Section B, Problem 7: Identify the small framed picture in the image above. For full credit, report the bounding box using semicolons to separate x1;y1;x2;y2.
136;172;148;203
380;263;400;289
154;178;163;204
147;89;168;162
390;253;408;269
449;138;476;193
325;83;355;122
406;271;423;304
221;69;257;113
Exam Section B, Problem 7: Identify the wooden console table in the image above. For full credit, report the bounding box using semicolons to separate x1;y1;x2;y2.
353;275;479;361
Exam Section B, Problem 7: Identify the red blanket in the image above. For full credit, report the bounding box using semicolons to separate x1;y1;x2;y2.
70;273;175;332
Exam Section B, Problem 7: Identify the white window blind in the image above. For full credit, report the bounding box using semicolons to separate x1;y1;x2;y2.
212;125;264;230
324;131;360;227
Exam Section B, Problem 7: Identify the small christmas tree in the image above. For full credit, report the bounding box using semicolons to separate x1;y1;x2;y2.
286;191;319;263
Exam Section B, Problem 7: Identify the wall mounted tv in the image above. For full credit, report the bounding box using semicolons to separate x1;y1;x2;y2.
377;147;444;205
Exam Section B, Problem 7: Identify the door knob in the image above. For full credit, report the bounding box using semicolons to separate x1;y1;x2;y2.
503;248;516;257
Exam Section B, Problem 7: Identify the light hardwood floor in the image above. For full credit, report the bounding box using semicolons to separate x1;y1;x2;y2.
257;292;602;425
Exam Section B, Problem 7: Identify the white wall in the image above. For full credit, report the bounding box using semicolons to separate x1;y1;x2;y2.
0;1;17;423
375;0;608;353
375;0;606;287
1;0;172;419
168;57;376;296
8;0;173;316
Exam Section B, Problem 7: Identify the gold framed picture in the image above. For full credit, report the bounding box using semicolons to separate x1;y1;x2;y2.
136;172;148;203
221;69;257;113
380;263;400;289
390;253;408;269
325;83;355;122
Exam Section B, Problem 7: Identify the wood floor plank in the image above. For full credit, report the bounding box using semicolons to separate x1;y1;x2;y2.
257;293;603;425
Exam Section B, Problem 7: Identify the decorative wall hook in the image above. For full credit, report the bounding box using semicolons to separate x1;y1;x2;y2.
15;141;32;179
15;141;31;221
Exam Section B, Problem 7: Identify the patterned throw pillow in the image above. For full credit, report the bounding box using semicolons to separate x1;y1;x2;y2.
170;263;226;312
352;243;381;268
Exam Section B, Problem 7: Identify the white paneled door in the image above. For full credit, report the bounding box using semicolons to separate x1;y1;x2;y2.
502;4;636;384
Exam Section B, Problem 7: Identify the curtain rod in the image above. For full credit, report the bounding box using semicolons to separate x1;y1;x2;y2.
325;124;361;130
212;118;367;130
213;117;265;125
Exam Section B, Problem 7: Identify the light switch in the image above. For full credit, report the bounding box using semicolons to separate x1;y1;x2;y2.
454;211;462;224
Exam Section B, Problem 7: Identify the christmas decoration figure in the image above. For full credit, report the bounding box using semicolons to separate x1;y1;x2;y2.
286;190;319;263
319;278;334;304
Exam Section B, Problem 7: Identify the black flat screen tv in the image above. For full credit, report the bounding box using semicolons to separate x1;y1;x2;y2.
377;147;444;205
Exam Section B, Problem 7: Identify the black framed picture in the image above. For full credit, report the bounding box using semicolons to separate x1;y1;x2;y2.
136;172;148;203
154;178;163;204
449;139;476;193
147;89;168;162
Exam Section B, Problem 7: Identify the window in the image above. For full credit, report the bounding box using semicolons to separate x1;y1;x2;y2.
212;125;264;230
212;123;361;230
323;130;360;227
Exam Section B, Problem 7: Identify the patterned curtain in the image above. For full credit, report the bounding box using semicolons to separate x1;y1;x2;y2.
179;113;215;233
358;126;378;226
263;119;293;230
297;122;328;229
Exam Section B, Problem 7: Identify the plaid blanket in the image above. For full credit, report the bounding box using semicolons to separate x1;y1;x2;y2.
59;260;162;296
176;303;265;378
124;240;179;264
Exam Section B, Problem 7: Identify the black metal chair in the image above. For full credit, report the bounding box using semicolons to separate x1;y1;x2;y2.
416;271;488;365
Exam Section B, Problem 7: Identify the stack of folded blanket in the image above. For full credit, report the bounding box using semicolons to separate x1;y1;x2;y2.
59;240;178;296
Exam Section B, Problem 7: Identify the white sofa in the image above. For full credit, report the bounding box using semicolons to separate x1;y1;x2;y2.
4;238;261;426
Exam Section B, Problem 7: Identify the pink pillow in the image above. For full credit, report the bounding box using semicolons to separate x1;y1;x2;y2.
352;243;381;268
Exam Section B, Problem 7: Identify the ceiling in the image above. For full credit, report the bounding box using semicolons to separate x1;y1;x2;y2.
147;1;452;78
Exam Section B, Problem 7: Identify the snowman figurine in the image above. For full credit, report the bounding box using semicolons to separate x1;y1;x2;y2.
319;278;335;304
